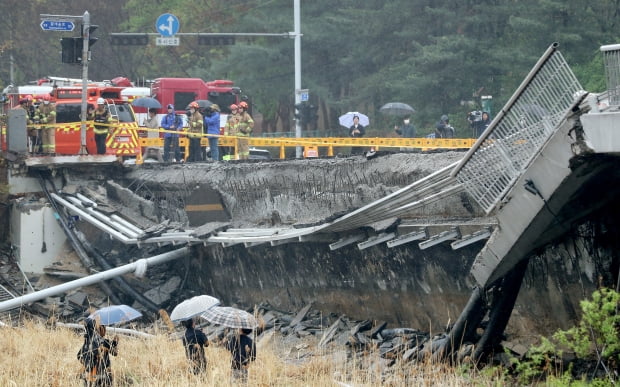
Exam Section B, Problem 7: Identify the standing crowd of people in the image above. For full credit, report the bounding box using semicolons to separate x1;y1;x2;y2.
14;94;57;155
154;100;253;163
77;316;256;386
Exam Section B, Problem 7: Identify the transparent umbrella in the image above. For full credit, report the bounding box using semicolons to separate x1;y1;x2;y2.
338;112;369;128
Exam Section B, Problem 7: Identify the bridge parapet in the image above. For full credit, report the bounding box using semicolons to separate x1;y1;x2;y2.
452;43;583;215
601;43;620;107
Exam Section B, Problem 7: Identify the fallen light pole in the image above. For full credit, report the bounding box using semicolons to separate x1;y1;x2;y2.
0;247;189;313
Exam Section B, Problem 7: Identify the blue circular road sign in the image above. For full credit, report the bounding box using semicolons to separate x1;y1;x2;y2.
156;13;180;37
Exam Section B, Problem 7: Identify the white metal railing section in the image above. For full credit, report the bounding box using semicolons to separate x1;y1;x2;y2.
601;44;620;106
0;284;17;325
452;43;583;214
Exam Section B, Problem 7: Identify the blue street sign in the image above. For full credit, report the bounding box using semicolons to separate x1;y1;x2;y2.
156;13;180;37
301;92;309;102
40;20;75;32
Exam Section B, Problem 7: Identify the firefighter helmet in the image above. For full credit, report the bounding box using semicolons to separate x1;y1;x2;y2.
230;104;238;110
239;101;248;109
42;94;51;101
97;98;105;105
189;101;199;109
26;95;33;102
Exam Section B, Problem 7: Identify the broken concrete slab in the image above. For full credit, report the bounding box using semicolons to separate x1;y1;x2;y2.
141;276;181;305
289;303;313;328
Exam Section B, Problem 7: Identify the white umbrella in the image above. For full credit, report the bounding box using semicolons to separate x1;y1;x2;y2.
201;306;258;329
339;112;369;128
170;295;220;322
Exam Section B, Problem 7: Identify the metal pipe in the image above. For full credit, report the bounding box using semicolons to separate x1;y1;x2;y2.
76;193;98;208
39;175;121;304
66;196;140;238
111;214;143;234
51;193;135;243
56;322;155;339
0;247;189;312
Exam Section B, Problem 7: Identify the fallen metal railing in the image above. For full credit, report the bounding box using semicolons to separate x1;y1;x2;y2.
451;43;584;214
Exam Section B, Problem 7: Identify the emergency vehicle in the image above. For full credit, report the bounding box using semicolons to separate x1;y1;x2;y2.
51;86;141;158
149;78;248;128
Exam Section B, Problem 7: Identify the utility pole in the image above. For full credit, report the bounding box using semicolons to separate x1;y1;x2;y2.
40;10;94;155
79;11;90;155
293;0;302;158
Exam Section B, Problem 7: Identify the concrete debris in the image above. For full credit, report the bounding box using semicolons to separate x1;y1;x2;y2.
192;221;230;238
141;276;181;305
66;291;88;308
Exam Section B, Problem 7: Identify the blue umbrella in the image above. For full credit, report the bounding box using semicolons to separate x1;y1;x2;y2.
88;304;142;326
132;97;161;109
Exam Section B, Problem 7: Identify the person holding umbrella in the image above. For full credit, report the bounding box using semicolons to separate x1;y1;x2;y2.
349;115;366;155
142;108;160;138
226;328;256;382
77;317;119;387
182;318;209;375
395;116;416;138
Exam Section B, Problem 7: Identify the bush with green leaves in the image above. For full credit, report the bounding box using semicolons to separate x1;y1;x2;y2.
510;288;619;385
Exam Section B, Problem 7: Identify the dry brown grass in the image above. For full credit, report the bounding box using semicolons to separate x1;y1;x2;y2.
0;321;497;386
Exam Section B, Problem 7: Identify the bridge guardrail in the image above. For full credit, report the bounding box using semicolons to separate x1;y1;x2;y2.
601;43;620;106
452;43;584;214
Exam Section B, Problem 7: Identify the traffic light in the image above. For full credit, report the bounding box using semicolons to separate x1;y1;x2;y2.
305;104;318;124
198;35;235;45
61;25;98;64
294;102;318;125
294;102;305;121
110;34;149;46
81;24;99;49
61;37;80;64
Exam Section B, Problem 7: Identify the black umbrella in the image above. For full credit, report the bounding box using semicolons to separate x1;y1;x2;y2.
191;100;213;109
379;102;415;116
132;97;161;109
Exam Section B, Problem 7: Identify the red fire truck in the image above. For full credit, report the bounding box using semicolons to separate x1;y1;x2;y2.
51;86;140;157
145;78;248;132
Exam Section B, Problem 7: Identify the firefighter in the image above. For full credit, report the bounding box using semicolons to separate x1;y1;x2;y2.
35;94;57;155
92;98;111;155
236;101;254;160
24;95;38;153
223;104;240;160
186;101;204;162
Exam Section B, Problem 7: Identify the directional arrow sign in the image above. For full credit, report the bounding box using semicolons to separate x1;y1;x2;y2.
156;13;180;37
40;20;75;31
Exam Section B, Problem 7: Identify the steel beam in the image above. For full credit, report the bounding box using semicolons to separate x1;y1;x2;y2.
357;232;396;250
451;227;492;250
329;234;366;250
419;227;460;250
387;228;428;248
